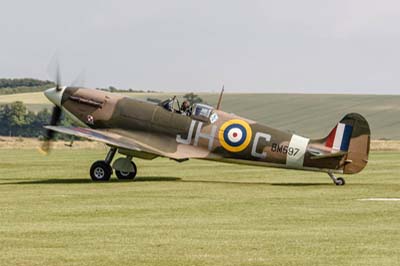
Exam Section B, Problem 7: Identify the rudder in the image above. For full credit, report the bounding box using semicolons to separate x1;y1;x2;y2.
341;113;370;174
323;113;370;174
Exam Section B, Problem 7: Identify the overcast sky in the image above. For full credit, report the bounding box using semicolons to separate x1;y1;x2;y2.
1;0;400;94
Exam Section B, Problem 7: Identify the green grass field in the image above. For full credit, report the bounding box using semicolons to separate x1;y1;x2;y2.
0;92;399;139
0;149;399;266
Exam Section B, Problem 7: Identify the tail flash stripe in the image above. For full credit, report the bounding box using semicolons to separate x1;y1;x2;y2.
328;123;353;152
332;123;346;151
340;125;353;151
325;126;337;148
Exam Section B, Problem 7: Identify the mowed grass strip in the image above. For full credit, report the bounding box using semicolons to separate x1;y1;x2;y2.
0;149;399;266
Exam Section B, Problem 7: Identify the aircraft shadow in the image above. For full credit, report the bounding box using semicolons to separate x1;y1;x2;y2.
179;180;330;186
135;176;181;182
0;176;181;185
0;176;342;187
270;183;331;187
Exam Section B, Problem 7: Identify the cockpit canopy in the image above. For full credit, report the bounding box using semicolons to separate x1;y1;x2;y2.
159;97;218;124
192;103;212;119
192;103;218;123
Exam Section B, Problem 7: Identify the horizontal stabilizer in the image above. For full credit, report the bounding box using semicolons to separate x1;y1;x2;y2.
308;148;347;160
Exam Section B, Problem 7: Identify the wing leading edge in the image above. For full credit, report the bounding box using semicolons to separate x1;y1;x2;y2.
44;126;213;160
44;126;161;156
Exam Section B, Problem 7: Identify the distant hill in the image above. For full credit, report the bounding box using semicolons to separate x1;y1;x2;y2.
0;91;399;140
0;78;55;95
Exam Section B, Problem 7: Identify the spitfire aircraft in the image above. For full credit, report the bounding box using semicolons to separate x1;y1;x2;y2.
41;82;370;186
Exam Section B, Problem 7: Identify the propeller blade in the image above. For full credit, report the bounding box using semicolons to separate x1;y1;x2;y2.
39;106;62;154
71;69;86;87
47;54;62;91
55;62;62;91
49;106;62;126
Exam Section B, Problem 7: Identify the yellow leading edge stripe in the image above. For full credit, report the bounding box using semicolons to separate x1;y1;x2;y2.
218;119;252;152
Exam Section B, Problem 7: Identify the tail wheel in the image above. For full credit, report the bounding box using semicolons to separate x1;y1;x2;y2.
116;161;137;180
90;160;112;181
328;172;346;186
335;177;346;186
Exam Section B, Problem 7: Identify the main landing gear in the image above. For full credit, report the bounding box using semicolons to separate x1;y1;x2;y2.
328;172;345;186
89;147;137;181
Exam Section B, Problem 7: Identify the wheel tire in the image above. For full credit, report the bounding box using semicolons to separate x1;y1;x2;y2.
90;160;112;181
335;177;346;186
116;161;137;180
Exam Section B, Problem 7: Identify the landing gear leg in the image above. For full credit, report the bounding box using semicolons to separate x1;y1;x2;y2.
90;147;117;181
328;172;345;186
105;147;117;165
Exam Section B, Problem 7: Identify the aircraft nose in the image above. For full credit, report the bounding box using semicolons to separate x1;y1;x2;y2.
44;87;65;106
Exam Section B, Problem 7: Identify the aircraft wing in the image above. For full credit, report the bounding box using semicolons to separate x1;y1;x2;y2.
45;126;143;150
44;126;214;160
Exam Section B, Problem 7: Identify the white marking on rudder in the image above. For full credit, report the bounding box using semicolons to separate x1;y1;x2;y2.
286;134;310;168
332;123;345;151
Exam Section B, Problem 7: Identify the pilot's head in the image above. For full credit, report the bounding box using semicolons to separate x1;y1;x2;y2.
181;100;190;110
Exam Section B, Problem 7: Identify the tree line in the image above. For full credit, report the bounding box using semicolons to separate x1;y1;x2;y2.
0;78;160;95
0;78;54;88
0;78;55;95
0;101;72;138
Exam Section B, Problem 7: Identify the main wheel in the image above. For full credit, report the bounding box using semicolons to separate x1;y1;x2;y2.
116;161;137;180
335;177;346;186
90;160;112;181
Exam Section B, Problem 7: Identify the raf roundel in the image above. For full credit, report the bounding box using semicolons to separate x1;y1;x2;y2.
219;119;253;152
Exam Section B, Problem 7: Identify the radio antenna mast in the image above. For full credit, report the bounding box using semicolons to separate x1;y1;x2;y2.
216;85;224;110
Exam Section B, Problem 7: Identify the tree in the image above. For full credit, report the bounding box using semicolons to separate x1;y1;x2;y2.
25;108;51;137
183;92;204;104
0;102;83;138
0;105;11;135
0;101;29;136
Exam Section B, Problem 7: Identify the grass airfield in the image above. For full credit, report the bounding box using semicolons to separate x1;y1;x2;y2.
0;149;399;265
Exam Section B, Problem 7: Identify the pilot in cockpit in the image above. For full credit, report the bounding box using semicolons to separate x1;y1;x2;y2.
160;97;191;116
180;100;191;116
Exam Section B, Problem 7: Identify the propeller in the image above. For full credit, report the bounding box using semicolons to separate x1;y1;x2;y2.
39;57;87;154
38;61;64;154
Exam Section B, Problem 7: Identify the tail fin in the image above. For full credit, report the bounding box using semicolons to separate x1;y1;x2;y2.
323;113;370;174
